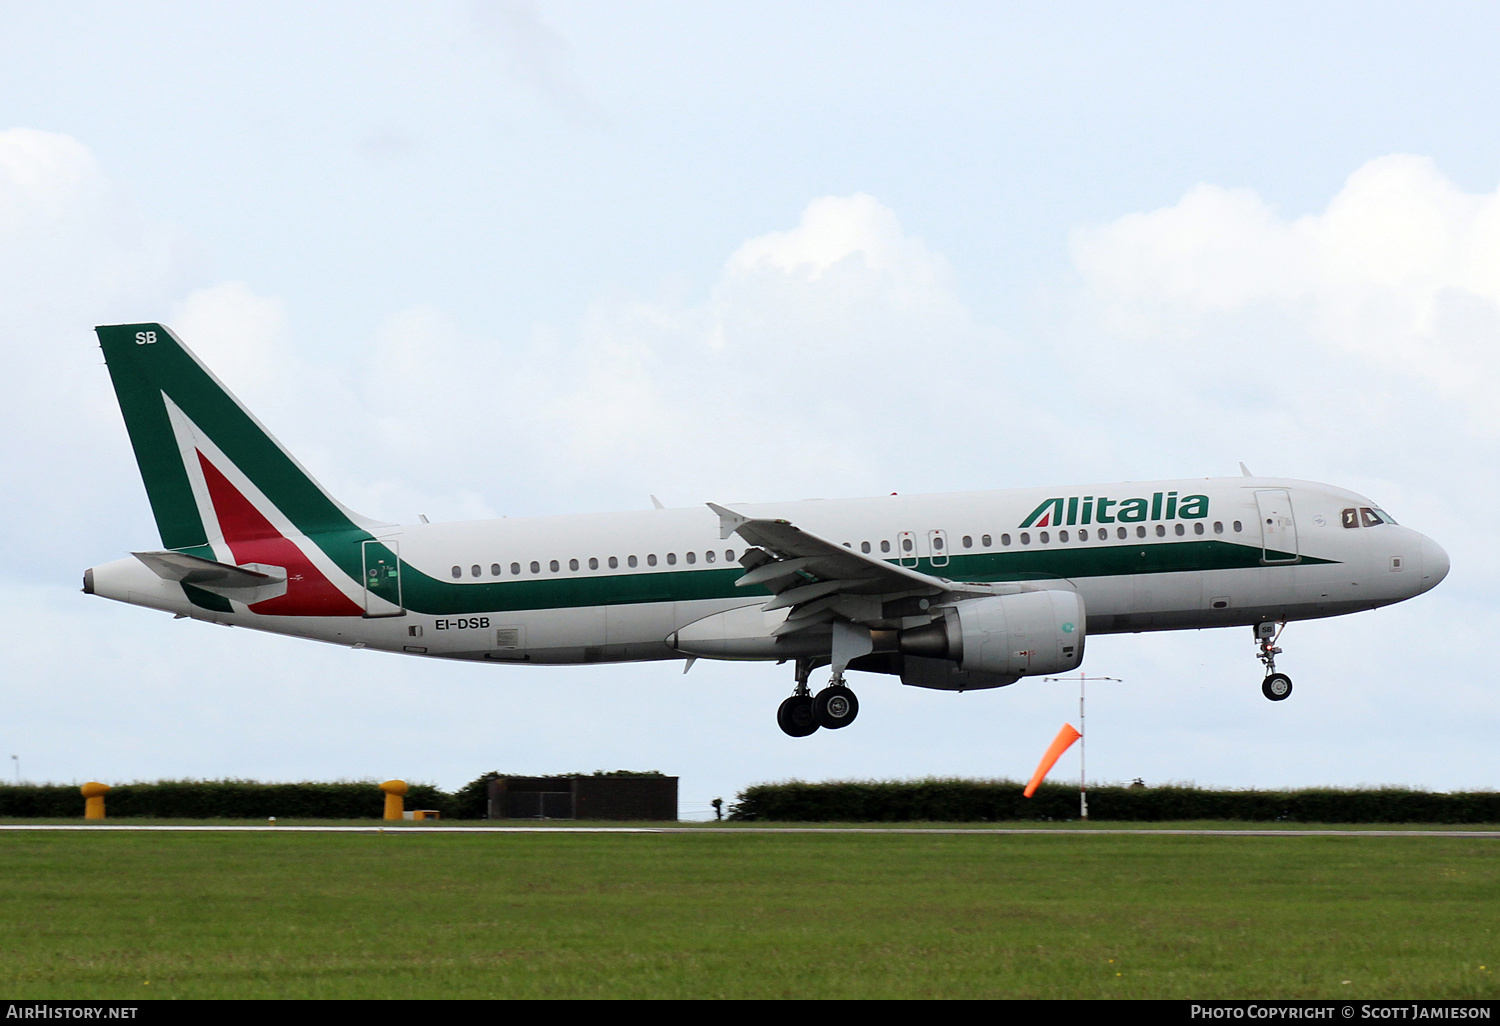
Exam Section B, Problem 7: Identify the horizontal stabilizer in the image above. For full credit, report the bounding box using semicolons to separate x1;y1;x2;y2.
132;550;288;604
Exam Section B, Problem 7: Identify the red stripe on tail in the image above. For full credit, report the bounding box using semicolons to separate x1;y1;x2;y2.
197;451;364;616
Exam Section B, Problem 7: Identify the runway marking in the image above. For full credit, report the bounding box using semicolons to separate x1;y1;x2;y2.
0;825;1496;837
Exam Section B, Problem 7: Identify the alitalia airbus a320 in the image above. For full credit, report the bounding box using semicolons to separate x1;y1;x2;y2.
84;323;1449;736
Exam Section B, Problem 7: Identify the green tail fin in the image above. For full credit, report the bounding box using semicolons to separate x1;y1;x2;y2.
95;322;377;551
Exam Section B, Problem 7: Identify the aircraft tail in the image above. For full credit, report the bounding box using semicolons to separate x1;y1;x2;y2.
95;323;385;616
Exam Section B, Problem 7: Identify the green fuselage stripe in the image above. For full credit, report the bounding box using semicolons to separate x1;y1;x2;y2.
356;540;1334;616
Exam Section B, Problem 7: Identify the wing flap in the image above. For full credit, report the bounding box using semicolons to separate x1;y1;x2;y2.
711;503;951;636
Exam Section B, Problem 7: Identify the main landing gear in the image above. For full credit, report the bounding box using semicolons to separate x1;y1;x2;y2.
777;658;860;737
1255;622;1293;701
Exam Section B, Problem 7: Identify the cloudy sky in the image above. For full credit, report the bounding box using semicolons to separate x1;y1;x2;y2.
3;2;1497;814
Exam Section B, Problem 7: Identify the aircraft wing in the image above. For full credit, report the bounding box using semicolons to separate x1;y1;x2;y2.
708;503;949;636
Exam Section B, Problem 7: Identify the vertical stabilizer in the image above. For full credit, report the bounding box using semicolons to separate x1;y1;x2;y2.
95;323;386;616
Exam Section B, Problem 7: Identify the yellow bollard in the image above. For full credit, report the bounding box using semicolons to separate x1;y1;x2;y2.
380;779;407;821
81;781;110;820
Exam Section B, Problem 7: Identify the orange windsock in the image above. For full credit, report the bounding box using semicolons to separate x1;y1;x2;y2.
1023;723;1082;797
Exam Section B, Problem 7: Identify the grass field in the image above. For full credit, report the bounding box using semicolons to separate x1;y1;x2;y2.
1;824;1496;999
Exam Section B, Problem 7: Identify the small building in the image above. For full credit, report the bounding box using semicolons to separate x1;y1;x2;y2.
486;775;678;821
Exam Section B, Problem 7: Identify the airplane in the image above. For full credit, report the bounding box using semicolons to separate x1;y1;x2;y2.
83;323;1450;737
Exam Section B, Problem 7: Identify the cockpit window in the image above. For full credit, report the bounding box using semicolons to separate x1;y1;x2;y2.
1373;508;1397;525
1360;507;1392;527
1341;508;1359;529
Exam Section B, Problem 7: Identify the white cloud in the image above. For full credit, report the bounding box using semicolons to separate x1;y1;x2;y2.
0;129;199;574
1069;155;1500;436
353;193;1003;515
169;282;293;405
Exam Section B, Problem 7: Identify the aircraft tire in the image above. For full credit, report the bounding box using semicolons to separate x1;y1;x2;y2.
813;685;859;729
1262;673;1293;701
777;695;819;737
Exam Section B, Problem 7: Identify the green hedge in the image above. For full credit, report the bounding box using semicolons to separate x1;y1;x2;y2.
0;780;452;819
728;780;1500;823
0;770;668;820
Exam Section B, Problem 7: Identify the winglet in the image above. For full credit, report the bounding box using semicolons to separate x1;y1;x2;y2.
707;502;750;540
1239;462;1253;477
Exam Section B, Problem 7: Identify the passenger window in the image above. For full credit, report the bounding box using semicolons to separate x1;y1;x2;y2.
686;552;696;564
861;541;871;553
628;555;638;568
667;553;677;565
511;562;520;575
982;534;992;547
933;536;945;551
705;551;715;563
1039;531;1049;544
1155;525;1166;537
1059;530;1069;543
647;554;657;567
589;557;599;570
881;540;891;553
1233;521;1242;533
1020;533;1030;545
1342;508;1359;529
1175;524;1185;536
490;563;500;576
1194;522;1205;535
568;558;579;571
450;566;461;579
902;538;913;552
999;534;1009;546
726;550;735;561
1136;526;1146;538
550;560;560;572
1214;522;1223;535
608;556;618;569
962;536;972;548
530;561;540;574
1116;527;1126;540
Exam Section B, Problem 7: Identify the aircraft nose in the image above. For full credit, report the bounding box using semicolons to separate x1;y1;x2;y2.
1419;535;1450;591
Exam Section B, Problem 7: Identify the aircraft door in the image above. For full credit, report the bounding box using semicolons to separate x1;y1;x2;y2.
362;539;405;616
1255;490;1300;564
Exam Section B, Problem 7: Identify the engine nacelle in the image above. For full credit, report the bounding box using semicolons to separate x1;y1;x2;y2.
898;590;1085;686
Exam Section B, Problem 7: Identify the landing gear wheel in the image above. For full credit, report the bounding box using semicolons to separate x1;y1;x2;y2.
777;695;819;737
1262;673;1293;701
813;685;859;729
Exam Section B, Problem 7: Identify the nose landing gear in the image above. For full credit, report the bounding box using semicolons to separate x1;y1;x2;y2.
777;658;860;736
1255;622;1293;701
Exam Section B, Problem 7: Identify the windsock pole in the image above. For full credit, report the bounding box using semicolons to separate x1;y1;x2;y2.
1042;673;1122;820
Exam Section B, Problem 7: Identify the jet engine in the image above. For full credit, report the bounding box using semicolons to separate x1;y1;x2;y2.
893;590;1085;689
